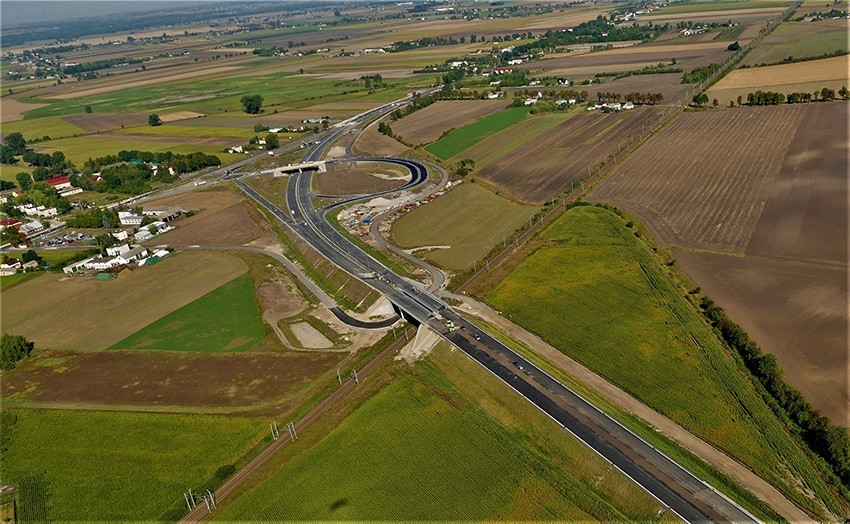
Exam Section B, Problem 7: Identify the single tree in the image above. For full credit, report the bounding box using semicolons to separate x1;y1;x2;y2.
0;333;35;371
4;132;26;155
0;145;18;165
240;94;264;114
15;172;31;190
148;113;162;126
84;105;93;113
265;132;280;150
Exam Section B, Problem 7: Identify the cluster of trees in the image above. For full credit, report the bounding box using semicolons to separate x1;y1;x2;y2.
362;74;384;89
64;207;119;228
390;94;437;121
738;86;848;106
62;57;143;75
82;150;220;175
73;164;158;195
252;46;287;57
682;62;721;84
1;334;34;371
148;114;162;126
0;132;28;165
377;122;395;137
700;298;850;485
391;36;463;52
594;91;664;104
455;158;475;177
241;95;264;114
508;17;667;58
8;180;72;213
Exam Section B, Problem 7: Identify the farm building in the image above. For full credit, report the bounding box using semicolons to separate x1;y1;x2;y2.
0;219;22;231
142;206;183;222
20;220;44;235
45;175;71;190
118;211;143;226
0;258;21;275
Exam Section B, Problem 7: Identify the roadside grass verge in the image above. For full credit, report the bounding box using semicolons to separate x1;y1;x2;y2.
215;346;670;521
425;106;531;160
0;408;265;522
110;272;264;352
485;205;842;518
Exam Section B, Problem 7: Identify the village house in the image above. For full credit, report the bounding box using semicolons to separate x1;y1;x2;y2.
118;211;143;226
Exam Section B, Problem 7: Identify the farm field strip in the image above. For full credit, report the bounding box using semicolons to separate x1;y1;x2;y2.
425;106;531;160
476;107;662;204
391;100;509;145
589;106;806;252
740;19;849;66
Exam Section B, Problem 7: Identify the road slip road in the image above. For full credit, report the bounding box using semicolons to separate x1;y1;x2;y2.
183;95;759;523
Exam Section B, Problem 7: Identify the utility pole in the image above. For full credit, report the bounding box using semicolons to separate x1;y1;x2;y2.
288;422;298;440
352;369;360;385
337;368;343;384
206;490;216;510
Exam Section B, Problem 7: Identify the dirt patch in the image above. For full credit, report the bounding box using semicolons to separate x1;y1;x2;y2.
1;349;342;412
160;111;205;123
290;322;333;349
676;251;847;425
63;112;149;133
353;123;412;157
316;161;407;195
392;100;509;145
476;106;663;204
0;251;247;350
1;97;48;123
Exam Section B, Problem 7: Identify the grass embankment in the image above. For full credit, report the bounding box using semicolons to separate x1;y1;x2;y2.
110;272;264;352
216;344;671;521
425;106;530;160
0;409;265;522
392;183;537;270
485;205;844;519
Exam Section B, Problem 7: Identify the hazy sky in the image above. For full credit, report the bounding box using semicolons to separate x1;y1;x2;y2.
1;1;207;29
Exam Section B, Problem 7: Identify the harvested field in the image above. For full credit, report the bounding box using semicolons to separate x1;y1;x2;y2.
708;55;849;105
392;183;536;270
353;122;412;157
0;251;247;350
589;103;848;423
676;252;848;425
159;110;205;123
144;191;269;246
50;65;245;100
589;104;841;256
477;106;663;204
178;110;354;129
522;41;731;77
461;112;573;170
93;132;234;147
742;19;849;66
391;100;509;145
0;97;47;122
1;349;342;411
425;106;531;160
62;112;150;133
315;161;407;195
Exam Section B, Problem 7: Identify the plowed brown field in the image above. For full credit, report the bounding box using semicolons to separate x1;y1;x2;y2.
353;123;411;157
476;106;663;204
589;103;848;423
315;161;407;195
392;100;509;145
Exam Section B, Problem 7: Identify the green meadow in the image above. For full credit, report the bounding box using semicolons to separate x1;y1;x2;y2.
110;273;265;352
0;408;265;522
486;205;842;519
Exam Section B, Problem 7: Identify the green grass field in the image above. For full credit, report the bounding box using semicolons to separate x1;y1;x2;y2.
0;164;31;184
110;272;265;352
0;408;265;522
486;205;843;518
2;116;86;141
654;0;789;15
217;348;670;521
113;124;264;140
741;19;848;66
392;183;537;270
29;135;241;166
425;106;531;160
713;24;748;40
0;272;39;291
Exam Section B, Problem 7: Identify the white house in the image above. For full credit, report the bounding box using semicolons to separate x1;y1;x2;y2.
112;229;130;241
21;220;44;235
118;211;143;226
0;259;21;276
106;244;131;256
64;256;96;274
623;101;635;110
116;245;148;264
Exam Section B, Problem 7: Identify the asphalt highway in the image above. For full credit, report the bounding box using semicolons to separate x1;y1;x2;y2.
229;95;759;523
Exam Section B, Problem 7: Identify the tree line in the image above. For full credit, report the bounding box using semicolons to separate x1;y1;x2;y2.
1;334;34;371
700;297;850;487
682;62;721;84
739;86;847;106
507;17;667;58
62;57;144;75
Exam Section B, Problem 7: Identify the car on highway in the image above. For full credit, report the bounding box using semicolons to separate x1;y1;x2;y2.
513;361;524;370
